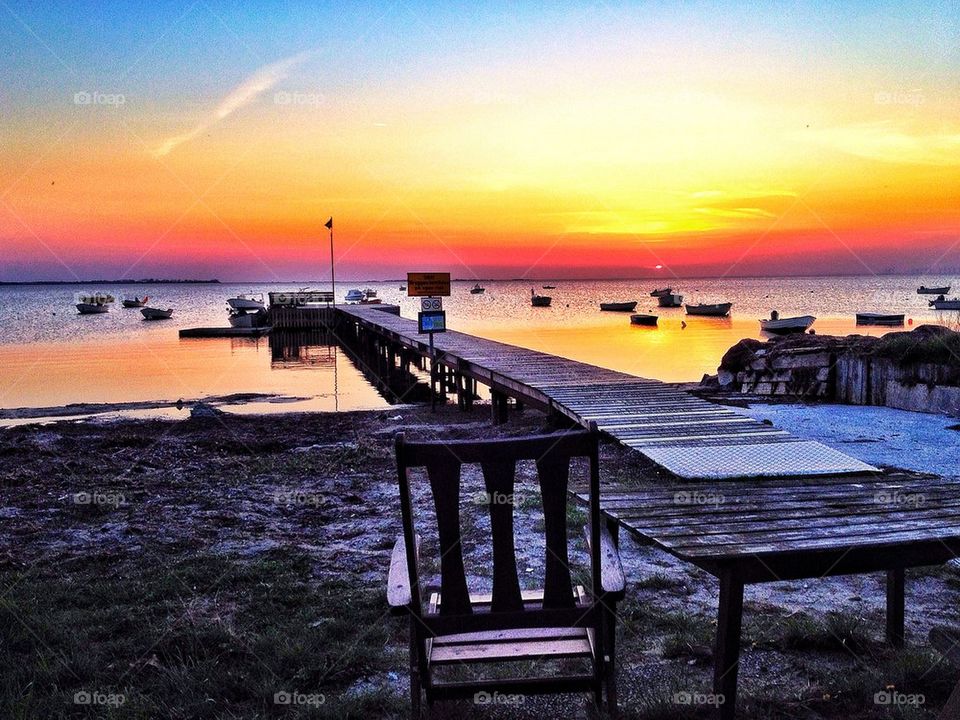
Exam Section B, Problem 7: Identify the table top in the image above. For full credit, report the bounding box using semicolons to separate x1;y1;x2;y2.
578;473;960;582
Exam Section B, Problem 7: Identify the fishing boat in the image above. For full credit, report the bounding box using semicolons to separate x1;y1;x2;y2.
630;313;658;326
227;293;265;311
657;292;683;308
344;289;364;302
470;283;485;294
76;302;109;315
931;298;960;311
121;296;149;308
856;312;904;326
531;289;552;307
918;285;951;295
600;301;638;312
650;287;672;297
140;307;173;320
759;312;816;335
685;302;732;317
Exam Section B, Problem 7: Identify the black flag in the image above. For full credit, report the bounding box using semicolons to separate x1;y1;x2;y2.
324;217;333;230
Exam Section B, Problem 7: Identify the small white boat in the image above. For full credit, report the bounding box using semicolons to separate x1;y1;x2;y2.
344;289;364;302
531;289;552;307
76;303;109;314
931;298;960;311
630;313;658;326
856;312;904;326
121;296;148;308
760;312;816;335
686;302;732;317
600;301;638;312
227;293;265;311
141;307;173;320
918;285;950;295
657;293;683;308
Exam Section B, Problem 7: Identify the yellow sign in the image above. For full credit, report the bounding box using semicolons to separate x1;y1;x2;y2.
407;272;451;297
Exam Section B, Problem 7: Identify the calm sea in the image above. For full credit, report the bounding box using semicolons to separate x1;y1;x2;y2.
1;276;957;421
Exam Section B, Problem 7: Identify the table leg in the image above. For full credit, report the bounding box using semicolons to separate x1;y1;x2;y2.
886;567;905;647
714;570;744;720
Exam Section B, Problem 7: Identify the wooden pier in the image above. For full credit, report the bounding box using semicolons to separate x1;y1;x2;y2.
336;305;877;480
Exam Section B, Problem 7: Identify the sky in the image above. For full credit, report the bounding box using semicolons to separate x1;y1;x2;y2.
1;1;959;281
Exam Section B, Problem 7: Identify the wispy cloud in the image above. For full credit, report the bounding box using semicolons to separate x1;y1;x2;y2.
806;122;960;166
154;51;313;157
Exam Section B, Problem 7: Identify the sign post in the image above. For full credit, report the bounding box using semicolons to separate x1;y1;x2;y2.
408;273;451;411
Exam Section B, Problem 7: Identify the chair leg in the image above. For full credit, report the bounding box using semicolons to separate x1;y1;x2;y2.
408;620;422;719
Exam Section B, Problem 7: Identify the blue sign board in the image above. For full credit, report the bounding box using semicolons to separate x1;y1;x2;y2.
418;310;446;333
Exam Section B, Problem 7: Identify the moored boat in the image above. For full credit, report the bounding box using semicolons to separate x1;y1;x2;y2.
931;298;960;311
600;301;638;312
542;285;556;289
685;302;732;317
344;289;364;302
229;308;268;328
121;296;148;308
918;285;951;295
76;302;109;314
470;283;485;294
630;313;658;326
650;287;672;297
531;289;552;307
759;312;816;334
227;293;265;311
657;292;683;308
141;307;173;320
856;312;904;326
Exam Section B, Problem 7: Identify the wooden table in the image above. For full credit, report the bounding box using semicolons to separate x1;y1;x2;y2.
578;472;960;719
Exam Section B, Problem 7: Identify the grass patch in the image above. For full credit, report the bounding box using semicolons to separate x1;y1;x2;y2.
873;330;960;367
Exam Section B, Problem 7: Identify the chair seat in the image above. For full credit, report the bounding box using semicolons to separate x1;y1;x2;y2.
427;587;594;665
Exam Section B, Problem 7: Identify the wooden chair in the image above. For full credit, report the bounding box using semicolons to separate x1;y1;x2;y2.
930;626;960;719
387;428;624;717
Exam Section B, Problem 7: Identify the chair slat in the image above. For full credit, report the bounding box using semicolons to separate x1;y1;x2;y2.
427;458;472;615
481;460;524;612
537;453;575;609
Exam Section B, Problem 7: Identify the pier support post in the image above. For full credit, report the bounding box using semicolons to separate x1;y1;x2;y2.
491;391;509;425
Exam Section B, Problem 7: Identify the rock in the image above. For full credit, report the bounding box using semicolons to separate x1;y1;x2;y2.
189;402;222;419
717;370;734;387
701;373;720;387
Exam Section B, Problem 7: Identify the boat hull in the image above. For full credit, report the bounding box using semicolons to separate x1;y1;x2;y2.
630;314;658;326
76;303;108;314
932;300;960;311
759;315;816;334
657;293;683;308
229;309;268;328
918;286;950;295
141;307;173;320
856;313;904;326
600;301;638;312
531;296;552;307
685;303;732;317
121;299;147;308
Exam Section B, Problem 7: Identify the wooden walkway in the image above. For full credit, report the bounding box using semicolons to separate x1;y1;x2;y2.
337;305;876;480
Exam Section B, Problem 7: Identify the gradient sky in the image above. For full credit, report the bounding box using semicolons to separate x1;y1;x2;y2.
2;1;959;281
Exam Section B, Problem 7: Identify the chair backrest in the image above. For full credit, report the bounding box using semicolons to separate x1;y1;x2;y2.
395;429;602;637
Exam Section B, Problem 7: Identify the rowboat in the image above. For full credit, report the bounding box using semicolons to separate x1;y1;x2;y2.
931;298;960;311
599;301;638;312
856;312;904;326
76;303;109;314
918;285;950;295
657;292;683;308
470;283;485;294
121;296;148;308
759;313;816;334
141;307;173;320
650;287;672;297
630;313;658;326
685;302;732;317
531;289;552;307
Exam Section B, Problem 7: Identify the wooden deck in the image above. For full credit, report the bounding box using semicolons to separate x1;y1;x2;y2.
337;305;877;480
